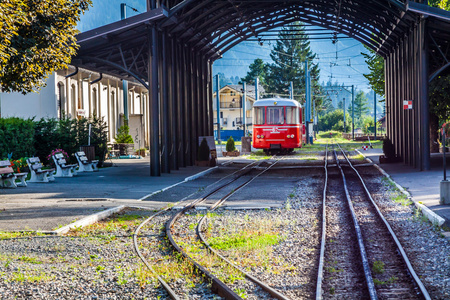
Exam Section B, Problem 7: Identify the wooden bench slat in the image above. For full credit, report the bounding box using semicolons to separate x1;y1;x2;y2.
0;167;14;174
0;160;11;167
29;157;40;163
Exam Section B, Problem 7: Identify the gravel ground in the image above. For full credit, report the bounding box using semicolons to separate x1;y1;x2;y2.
136;210;221;299
0;152;448;299
358;166;450;300
205;169;324;299
0;208;167;299
171;211;271;299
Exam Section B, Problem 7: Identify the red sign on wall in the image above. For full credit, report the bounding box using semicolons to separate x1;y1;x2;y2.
403;100;413;110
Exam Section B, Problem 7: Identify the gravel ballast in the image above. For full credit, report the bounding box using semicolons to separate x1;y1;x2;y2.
0;153;448;299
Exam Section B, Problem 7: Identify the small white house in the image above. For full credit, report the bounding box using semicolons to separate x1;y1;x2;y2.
0;66;149;150
212;84;264;133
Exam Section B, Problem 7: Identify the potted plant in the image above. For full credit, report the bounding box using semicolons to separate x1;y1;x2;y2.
136;148;147;157
115;122;134;156
223;136;239;157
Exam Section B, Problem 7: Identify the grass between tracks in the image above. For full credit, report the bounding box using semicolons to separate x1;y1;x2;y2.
203;212;293;276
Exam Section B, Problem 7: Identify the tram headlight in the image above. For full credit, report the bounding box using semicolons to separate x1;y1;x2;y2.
261;135;264;138
257;135;261;139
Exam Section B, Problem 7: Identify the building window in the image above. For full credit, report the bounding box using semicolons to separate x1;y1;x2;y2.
92;88;97;116
71;84;76;118
57;82;64;119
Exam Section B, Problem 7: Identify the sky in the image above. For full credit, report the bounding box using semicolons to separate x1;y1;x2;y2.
78;1;373;94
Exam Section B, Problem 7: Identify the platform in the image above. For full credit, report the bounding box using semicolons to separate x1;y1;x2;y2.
360;147;450;227
0;157;215;231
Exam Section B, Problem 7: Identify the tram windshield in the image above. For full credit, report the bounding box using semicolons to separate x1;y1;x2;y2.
286;107;299;124
267;107;285;125
254;107;265;125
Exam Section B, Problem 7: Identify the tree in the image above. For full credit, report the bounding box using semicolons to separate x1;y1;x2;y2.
354;91;370;121
266;23;323;108
240;58;270;87
0;0;92;94
361;47;385;97
318;110;350;132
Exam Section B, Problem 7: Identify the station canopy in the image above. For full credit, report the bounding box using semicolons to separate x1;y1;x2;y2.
73;0;450;85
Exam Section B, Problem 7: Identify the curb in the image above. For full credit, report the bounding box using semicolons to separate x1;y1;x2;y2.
355;149;446;227
53;205;126;235
138;166;219;201
184;166;218;181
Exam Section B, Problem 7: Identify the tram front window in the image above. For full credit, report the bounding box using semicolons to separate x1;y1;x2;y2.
254;107;265;125
286;107;299;124
267;107;284;125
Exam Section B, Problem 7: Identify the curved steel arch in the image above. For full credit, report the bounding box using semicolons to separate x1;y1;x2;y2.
162;0;410;59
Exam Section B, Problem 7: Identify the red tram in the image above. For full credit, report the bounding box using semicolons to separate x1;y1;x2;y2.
252;98;304;153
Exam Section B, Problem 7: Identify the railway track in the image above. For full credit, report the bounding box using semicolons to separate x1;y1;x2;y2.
316;143;431;299
134;157;289;299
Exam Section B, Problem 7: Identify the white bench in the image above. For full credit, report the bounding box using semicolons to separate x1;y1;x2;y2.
75;151;99;172
26;157;55;183
0;160;27;188
52;153;78;177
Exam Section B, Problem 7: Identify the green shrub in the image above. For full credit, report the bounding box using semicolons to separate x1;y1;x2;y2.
226;136;236;152
197;138;210;161
115;124;133;144
0;117;35;159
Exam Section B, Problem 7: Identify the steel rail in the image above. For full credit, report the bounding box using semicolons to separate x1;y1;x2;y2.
333;148;378;300
165;157;277;299
315;145;328;300
132;159;260;299
133;209;180;300
196;157;289;300
337;144;431;300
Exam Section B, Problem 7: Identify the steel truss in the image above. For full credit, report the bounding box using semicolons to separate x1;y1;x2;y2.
72;0;450;175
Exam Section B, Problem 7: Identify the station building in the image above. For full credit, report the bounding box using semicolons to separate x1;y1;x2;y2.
0;66;148;151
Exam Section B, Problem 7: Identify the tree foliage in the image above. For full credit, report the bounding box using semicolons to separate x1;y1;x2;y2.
226;136;236;152
361;47;385;97
318;110;351;132
266;23;322;105
354;91;370;121
240;58;270;87
0;0;91;94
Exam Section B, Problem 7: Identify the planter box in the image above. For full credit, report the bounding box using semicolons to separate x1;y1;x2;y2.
223;151;240;157
136;150;146;157
116;143;134;156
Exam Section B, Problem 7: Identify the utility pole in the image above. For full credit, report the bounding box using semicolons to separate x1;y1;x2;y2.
343;97;346;133
255;77;260;101
305;61;312;144
120;3;129;123
215;74;221;142
352;85;355;140
374;91;377;140
242;81;247;137
289;81;293;100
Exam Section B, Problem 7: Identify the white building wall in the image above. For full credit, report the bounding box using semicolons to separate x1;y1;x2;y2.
1;73;57;119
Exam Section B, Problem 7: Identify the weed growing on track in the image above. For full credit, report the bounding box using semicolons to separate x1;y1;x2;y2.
0;231;44;240
381;177;412;206
205;213;289;274
372;261;385;274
